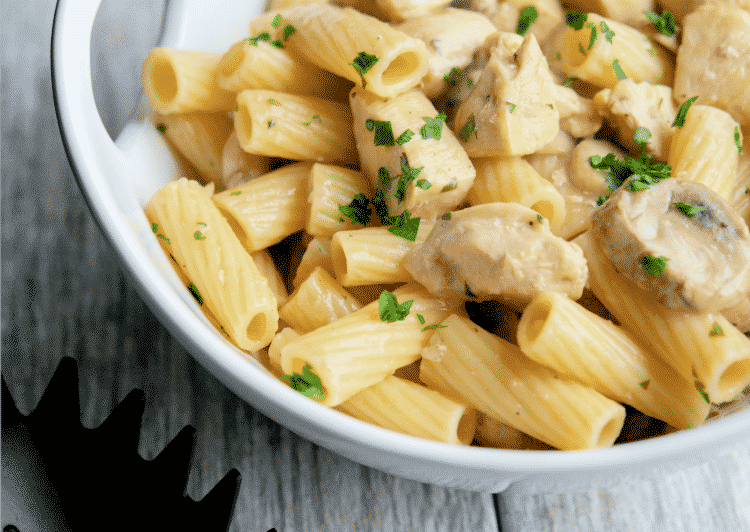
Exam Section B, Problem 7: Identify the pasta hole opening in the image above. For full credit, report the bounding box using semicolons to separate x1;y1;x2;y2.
718;358;750;398
521;299;552;345
220;45;245;78
151;57;178;104
247;313;267;342
217;205;249;248
597;416;622;447
456;409;477;445
236;104;254;146
381;52;420;86
531;200;555;221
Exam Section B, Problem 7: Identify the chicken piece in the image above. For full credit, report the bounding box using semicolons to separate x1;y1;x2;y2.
551;83;603;138
398;8;497;99
467;0;564;45
403;203;588;307
591;178;750;312
592;80;677;160
674;3;750;126
453;32;559;157
567;0;654;27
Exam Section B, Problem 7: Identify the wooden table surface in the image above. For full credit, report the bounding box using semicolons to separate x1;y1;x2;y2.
3;1;750;531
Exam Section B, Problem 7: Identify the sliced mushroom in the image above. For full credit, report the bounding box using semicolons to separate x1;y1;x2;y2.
591;178;750;312
403;202;588;307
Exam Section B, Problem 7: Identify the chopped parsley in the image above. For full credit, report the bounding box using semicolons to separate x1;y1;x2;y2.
600;21;615;43
350;51;379;88
692;367;711;404
371;188;394;226
579;43;587;56
443;66;461;87
156;123;168;133
396;129;415;145
644;10;675;36
555;51;562;61
187;282;203;305
641;254;669;276
639;379;650;390
589;128;671;193
417;314;426;324
441;180;458;193
506;102;517;113
379;290;414;323
566;10;588;30
281;362;327;401
378;167;393;188
302;121;311;126
562;77;578;87
269;98;281;106
586;22;598;49
422;324;448;331
387;209;421;242
673;203;706;217
283;24;296;41
313;115;321;122
272;13;283;28
467;78;475;87
516;6;538;36
193;224;207;240
709;322;725;337
369;120;395;146
537;214;544;223
394;153;424;203
459;113;478;142
416;179;432;190
248;30;271;46
464;283;477;298
230;191;242;196
612;59;627;80
271;39;285;49
338;193;372;226
672;96;699;127
268;120;275;128
151;222;159;233
420;113;447;140
157;233;171;244
441;212;452;220
736;126;742;153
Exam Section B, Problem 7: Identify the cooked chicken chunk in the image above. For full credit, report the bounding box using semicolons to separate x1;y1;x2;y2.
403;203;588;306
591;178;750;312
453;32;559;157
551;84;603;139
674;3;750;126
593;80;677;160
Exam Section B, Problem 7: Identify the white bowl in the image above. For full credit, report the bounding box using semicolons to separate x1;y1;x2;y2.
51;0;750;493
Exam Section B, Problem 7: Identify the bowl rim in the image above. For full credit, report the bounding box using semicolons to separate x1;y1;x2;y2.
50;0;750;487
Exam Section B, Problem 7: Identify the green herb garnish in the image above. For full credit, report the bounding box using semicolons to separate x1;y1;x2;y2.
736;126;742;153
673;203;706;217
537;215;544;223
692;367;711;404
350;51;379;88
387;209;421;242
248;30;271;46
612;59;627;80
371;120;395;146
417;314;426;324
272;13;283;28
422;324;448;331
151;222;159;233
443;66;461;87
586;22;598;49
157;233;170;244
394;153;424;203
269;98;281;106
644;10;675;36
639;380;650;390
566;10;588;30
562;77;578;87
156;123;167;133
516;6;538;36
283;24;296;41
379;290;414;323
600;21;615;43
187;282;203;305
281;362;327;401
506;102;517;113
420;113;447;140
416;179;431;190
230;191;242;196
441;212;452;220
396;129;415;145
441;180;458;193
672;96;699;127
578;43;587;56
268;120;275;128
371;188;394;226
459;113;478;142
709;322;725;337
338;193;372;226
641;255;669;276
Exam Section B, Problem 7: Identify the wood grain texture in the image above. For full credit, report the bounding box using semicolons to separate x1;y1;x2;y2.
0;1;498;530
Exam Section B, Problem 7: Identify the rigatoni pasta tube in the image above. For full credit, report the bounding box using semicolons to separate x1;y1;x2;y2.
575;231;750;404
213;162;312;252
668;104;741;202
419;313;626;450
284;4;429;98
468;157;566;233
307;164;375;238
293;236;333;288
517;291;710;428
279;266;361;333
145;178;278;351
559;13;672;89
251;249;289;308
269;327;300;371
142;48;235;114
235;89;356;164
279;284;453;406
337;375;476;445
154;112;233;184
331;222;435;286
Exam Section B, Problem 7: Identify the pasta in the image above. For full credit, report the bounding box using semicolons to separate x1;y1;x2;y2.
141;1;750;451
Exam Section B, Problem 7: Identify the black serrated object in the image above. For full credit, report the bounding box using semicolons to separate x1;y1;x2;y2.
1;356;241;531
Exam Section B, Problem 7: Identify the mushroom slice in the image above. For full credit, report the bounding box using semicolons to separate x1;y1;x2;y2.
591;178;750;313
403;202;588;306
